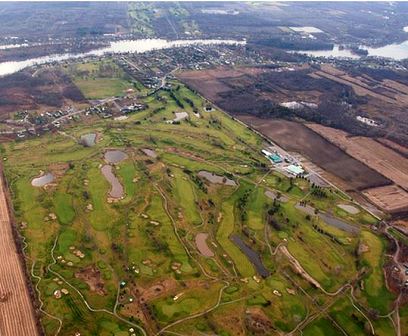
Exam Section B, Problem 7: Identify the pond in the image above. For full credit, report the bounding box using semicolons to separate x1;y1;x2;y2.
104;150;128;164
0;38;245;76
195;233;214;257
230;234;270;278
337;204;360;215
141;148;157;158
265;190;288;202
31;172;54;187
101;165;124;199
79;133;96;147
296;203;359;234
198;171;236;186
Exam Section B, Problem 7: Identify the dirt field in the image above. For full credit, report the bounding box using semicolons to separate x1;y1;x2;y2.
238;116;390;191
0;68;86;119
363;185;408;213
178;65;408;146
0;169;38;336
306;123;408;190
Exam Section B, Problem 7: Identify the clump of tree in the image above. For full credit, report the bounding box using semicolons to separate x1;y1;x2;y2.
311;185;327;198
237;189;251;222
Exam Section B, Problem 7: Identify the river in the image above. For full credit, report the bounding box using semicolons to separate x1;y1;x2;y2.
0;38;245;77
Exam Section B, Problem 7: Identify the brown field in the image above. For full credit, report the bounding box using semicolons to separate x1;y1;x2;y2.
363;185;408;213
306;123;408;190
0;168;38;335
0;68;86;119
178;65;408;146
237;116;390;191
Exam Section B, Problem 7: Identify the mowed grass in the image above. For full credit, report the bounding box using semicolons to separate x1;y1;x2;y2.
359;231;395;314
246;187;268;231
54;191;75;225
87;165;117;231
217;192;254;278
303;318;343;336
171;168;201;226
147;192;193;273
74;78;132;99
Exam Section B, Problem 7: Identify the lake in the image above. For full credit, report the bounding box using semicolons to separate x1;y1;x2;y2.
0;38;245;76
294;41;408;60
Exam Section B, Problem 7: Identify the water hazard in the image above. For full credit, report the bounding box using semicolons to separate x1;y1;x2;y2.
230;234;270;278
195;233;214;257
101;165;124;199
198;171;236;186
31;172;54;187
104;150;128;164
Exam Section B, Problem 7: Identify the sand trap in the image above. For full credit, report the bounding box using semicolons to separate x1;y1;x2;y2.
337;204;360;214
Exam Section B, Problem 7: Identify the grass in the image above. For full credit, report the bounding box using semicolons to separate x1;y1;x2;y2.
74;78;132;99
65;59;134;99
216;190;255;278
358;231;395;314
2;76;395;336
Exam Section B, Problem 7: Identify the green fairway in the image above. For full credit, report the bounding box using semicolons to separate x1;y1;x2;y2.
2;75;395;336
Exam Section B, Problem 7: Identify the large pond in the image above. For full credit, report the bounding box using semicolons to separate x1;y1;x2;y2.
101;165;124;199
296;203;359;234
195;233;214;257
294;41;408;60
104;150;128;164
230;234;270;278
31;172;54;187
198;171;236;186
0;38;245;76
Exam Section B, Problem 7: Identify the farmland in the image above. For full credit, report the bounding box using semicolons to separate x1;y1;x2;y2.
0;166;39;335
1;77;402;335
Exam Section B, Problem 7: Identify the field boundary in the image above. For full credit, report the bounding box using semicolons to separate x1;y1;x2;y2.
0;162;42;336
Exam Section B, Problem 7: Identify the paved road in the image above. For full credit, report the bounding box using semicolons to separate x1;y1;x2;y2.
0;168;39;336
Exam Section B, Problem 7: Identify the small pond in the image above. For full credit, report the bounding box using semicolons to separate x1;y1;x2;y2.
141;148;157;158
80;133;96;147
104;150;128;164
198;171;236;186
101;165;124;199
337;204;360;215
31;172;54;187
195;233;214;257
296;203;359;234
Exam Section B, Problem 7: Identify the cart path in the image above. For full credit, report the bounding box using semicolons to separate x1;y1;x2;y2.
0;169;39;336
